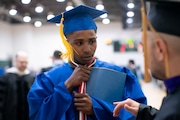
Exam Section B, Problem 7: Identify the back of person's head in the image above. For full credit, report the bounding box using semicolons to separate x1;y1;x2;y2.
15;51;28;72
129;60;135;65
53;50;62;59
142;0;180;81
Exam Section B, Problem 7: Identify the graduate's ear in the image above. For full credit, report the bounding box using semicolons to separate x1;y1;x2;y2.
154;38;167;61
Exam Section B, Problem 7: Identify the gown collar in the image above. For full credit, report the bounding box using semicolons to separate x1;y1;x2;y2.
164;76;180;93
69;57;96;68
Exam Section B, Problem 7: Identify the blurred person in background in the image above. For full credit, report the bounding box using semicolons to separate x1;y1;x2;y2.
127;59;143;81
41;50;64;72
0;51;35;120
127;59;138;77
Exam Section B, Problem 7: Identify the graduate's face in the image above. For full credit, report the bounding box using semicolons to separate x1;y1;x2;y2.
66;30;97;65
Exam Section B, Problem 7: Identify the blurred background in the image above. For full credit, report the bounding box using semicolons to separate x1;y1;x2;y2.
0;0;142;28
0;0;166;108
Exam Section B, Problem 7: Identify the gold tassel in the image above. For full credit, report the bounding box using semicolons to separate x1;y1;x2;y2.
140;0;170;80
59;13;74;62
141;6;151;82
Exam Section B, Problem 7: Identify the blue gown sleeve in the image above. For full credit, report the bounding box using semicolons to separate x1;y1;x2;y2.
27;73;73;120
91;97;120;120
90;97;135;120
120;68;147;120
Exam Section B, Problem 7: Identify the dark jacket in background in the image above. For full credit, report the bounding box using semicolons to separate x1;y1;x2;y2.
0;73;35;120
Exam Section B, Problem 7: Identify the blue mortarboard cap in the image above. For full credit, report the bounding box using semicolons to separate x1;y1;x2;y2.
146;0;180;36
47;5;106;35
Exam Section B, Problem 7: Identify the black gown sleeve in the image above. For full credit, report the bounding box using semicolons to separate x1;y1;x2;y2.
0;74;8;120
136;104;159;120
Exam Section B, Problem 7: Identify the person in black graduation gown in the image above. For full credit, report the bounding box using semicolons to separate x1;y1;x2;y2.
0;51;35;120
113;0;180;120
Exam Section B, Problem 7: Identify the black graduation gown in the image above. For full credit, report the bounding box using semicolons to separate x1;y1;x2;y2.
137;76;180;120
0;73;35;120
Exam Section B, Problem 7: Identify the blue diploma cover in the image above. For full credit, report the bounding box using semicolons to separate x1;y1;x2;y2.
86;67;126;103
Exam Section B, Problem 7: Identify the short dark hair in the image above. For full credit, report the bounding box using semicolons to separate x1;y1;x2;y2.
129;59;135;64
53;50;62;59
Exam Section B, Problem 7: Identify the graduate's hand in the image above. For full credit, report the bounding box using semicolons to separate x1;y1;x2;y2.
74;92;94;115
65;65;90;92
113;98;140;117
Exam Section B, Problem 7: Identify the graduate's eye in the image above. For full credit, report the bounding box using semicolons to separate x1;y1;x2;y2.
89;39;96;45
75;41;83;46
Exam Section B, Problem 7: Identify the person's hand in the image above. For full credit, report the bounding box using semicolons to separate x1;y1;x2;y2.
74;91;94;115
65;65;90;92
113;98;140;117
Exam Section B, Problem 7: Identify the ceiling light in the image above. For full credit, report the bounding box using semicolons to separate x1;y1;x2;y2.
9;8;17;16
35;5;44;13
21;0;31;4
126;11;134;17
56;0;65;2
100;13;108;18
127;3;135;9
34;21;42;27
66;1;74;11
102;18;110;24
66;1;73;11
23;15;31;22
66;6;73;11
126;18;133;24
96;0;104;10
96;4;104;10
47;12;55;20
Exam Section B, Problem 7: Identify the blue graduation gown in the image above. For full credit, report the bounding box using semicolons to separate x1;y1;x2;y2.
27;59;147;120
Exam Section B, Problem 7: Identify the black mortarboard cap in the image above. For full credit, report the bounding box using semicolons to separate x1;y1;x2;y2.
142;0;180;82
146;0;180;36
47;5;106;35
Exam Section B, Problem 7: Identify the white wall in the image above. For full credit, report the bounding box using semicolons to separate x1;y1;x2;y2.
0;21;13;60
0;20;144;72
96;22;143;69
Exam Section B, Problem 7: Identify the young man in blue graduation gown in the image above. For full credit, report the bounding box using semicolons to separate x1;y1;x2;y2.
113;0;180;120
27;5;147;120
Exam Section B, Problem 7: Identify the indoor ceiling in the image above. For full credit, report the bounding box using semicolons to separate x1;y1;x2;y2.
0;0;142;29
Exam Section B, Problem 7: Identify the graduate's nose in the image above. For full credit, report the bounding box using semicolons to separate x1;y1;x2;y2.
83;44;91;53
